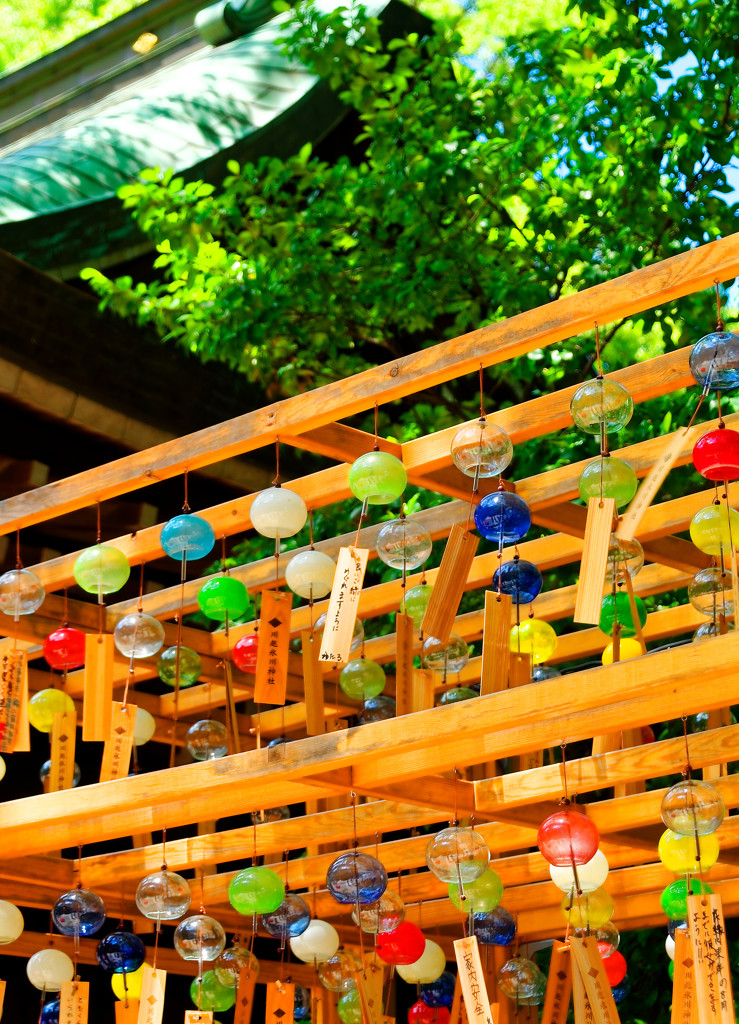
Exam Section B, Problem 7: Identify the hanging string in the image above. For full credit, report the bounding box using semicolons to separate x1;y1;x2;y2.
273;438;281;487
15;529;21;570
96;500;102;545
715;279;726;332
479;363;486;420
182;468;191;513
373;403;380;451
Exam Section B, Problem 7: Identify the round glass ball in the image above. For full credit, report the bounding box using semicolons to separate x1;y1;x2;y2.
661;878;713;920
351;889;405;934
114;612;165;659
612;976;630;1005
232;633;259;673
290;919;340;963
400;583;433;627
492;559;542;604
602;950;627;987
661;778;726;836
135;869;191;921
339;658;386;700
538;809;600;867
52;888;106;936
409;1002;451;1024
376;518;433;571
570;378;633;434
509;619;557;664
690;505;739;556
439;686;477;705
591;921;620;958
606;536;644;583
578;456;638;509
658;829;720;874
376;921;426;965
73;544;130;596
422;634;469;674
186;719;229;761
327;851;388;905
496;956;547;1004
689;330;739;391
286;550;336;599
474;491;531;544
532;664;562;681
294;985;311;1021
451;419;513;479
601;637;643;664
134;707;156;746
157;645;202;688
396;939;446;984
550;849;609;893
215;946;259;987
318;950;361;993
29;689;75;733
337;988;362;1024
251;487;308;539
348;452;407;505
40;999;61;1024
0;900;24;943
96;931;146;973
27;949;74;992
261;893;311;939
197;576;250;623
0;568;45;616
693;427;739;482
448;867;503;914
561;887;614;929
421;971;456;1009
111;965;146;1001
190;971;236;1012
43;627;86;671
473;906;516;946
161;513;215;560
426;826;489;884
694;620;734;641
173;915;226;961
40;759;80;789
688;567;734;618
598;593;647;639
358;695;396;723
228;866;285;916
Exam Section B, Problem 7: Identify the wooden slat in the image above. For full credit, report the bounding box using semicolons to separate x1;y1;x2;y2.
574;497;615;624
480;592;511;694
394;612;414;716
422;525;479;643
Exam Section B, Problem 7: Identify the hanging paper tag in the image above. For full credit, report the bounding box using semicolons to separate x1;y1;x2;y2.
302;629;326;736
395;612;415;716
99;702;137;782
574;498;616;625
541;944;572;1024
422;525;479;643
265;981;295;1024
137;965;166;1024
233;966;258;1024
185;1014;213;1024
569;937;620;1024
49;708;77;792
454;936;495;1024
83;633;114;740
59;980;90;1023
480;592;512;695
616;427;690;542
253;590;291;705
0;649;29;752
116;1001;140;1023
688;893;735;1024
671;929;698;1024
319;547;369;664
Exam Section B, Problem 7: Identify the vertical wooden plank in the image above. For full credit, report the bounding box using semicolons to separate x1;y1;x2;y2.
233;966;258;1024
115;1001;139;1023
613;728;644;798
422;525;480;643
302;630;326;736
59;979;89;1022
480;592;512;695
615;427;691;541
320;548;369;664
412;669;435;712
48;709;77;793
137;965;166;1024
265;982;295;1024
688;893;735;1024
671;929;698;1024
570;958;591;1024
254;590;292;705
83;633;114;741
0;650;29;752
354;969;381;1024
99;702;137;782
453;935;495;1024
574;498;616;625
541;944;572;1024
395;613;415;716
569;937;621;1023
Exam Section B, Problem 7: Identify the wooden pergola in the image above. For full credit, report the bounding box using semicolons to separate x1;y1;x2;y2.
1;232;739;1010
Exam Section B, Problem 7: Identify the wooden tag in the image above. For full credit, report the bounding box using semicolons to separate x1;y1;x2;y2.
254;590;292;705
48;708;77;792
99;701;137;782
449;973;469;1024
688;893;735;1024
574;498;616;624
0;979;5;1017
265;981;295;1024
0;649;29;752
301;630;325;736
116;1001;140;1023
571;959;593;1024
83;633;114;740
621;570;647;653
319;547;369;664
454;935;495;1024
671;929;698;1024
233;966;258;1024
395;612;415;716
422;525;479;643
59;979;89;1023
480;592;512;694
138;965;166;1024
569;937;620;1023
353;970;381;1024
541;944;572;1024
615;428;690;541
412;668;435;712
185;1014;213;1024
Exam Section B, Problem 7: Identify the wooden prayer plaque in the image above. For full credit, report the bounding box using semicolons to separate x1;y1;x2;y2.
83;632;114;740
115;1001;140;1023
569;937;620;1024
301;629;325;736
541;943;572;1024
480;591;512;694
254;589;292;705
0;979;5;1017
99;701;137;782
0;649;29;752
615;427;690;541
671;929;698;1024
688;893;735;1024
353;970;382;1024
574;497;615;625
571;958;593;1024
449;970;469;1024
59;979;89;1023
233;966;258;1024
394;612;415;715
319;546;369;663
422;524;479;643
265;982;295;1024
453;935;495;1024
138;965;166;1024
48;708;77;792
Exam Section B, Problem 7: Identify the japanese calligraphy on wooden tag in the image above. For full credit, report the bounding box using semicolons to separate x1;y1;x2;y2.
254;590;291;705
301;629;325;736
394;612;414;716
115;1000;140;1023
59;980;89;1024
454;935;495;1024
688;893;735;1024
185;1014;213;1023
48;708;77;792
569;937;620;1024
0;649;29;752
615;427;691;542
83;633;114;740
99;702;137;782
233;966;258;1024
541;943;572;1024
265;981;295;1024
480;591;512;695
671;928;698;1024
422;525;479;643
571;956;595;1024
138;965;166;1024
574;497;616;625
319;547;369;664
